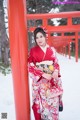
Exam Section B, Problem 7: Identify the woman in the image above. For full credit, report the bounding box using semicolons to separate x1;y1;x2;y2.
28;27;63;120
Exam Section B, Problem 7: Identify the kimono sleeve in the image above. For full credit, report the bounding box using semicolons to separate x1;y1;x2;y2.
54;52;60;71
28;48;43;81
51;47;61;77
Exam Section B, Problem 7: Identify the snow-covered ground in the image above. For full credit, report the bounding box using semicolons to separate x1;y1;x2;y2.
0;54;80;120
0;73;15;120
58;54;80;120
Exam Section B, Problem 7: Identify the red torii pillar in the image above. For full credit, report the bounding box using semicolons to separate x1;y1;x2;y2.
8;0;30;120
75;32;78;62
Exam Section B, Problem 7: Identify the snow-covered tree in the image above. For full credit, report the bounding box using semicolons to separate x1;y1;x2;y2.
0;0;9;66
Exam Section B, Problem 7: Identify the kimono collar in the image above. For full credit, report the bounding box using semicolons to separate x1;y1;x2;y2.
40;44;49;53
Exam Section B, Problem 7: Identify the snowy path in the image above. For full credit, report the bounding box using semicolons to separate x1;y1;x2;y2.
0;54;80;120
59;55;80;120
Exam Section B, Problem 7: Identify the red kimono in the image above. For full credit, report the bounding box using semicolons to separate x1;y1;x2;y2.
28;45;63;120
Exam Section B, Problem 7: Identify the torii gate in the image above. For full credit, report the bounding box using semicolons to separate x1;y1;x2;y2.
8;0;30;120
8;0;80;120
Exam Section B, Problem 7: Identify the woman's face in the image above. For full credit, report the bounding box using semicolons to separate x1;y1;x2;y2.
35;32;46;47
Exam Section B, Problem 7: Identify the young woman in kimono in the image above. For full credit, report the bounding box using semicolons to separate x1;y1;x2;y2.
28;27;63;120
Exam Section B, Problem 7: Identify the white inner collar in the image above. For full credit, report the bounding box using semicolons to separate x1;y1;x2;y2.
40;44;49;53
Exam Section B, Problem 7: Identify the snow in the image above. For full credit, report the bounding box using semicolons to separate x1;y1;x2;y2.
49;8;61;26
0;54;80;120
58;54;80;120
0;73;16;120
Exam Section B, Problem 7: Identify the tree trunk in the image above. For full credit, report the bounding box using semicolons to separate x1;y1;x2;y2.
0;0;9;65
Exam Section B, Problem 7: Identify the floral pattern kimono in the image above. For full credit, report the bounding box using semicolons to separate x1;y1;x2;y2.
28;45;63;120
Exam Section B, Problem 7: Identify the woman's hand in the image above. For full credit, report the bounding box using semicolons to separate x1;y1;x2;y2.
42;73;52;80
52;70;58;79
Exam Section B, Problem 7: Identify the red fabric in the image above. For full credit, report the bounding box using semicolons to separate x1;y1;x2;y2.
28;46;56;63
50;78;55;87
32;103;41;120
28;46;61;78
29;65;43;77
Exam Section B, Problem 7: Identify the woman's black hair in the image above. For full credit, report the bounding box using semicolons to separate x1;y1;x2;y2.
34;27;46;40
